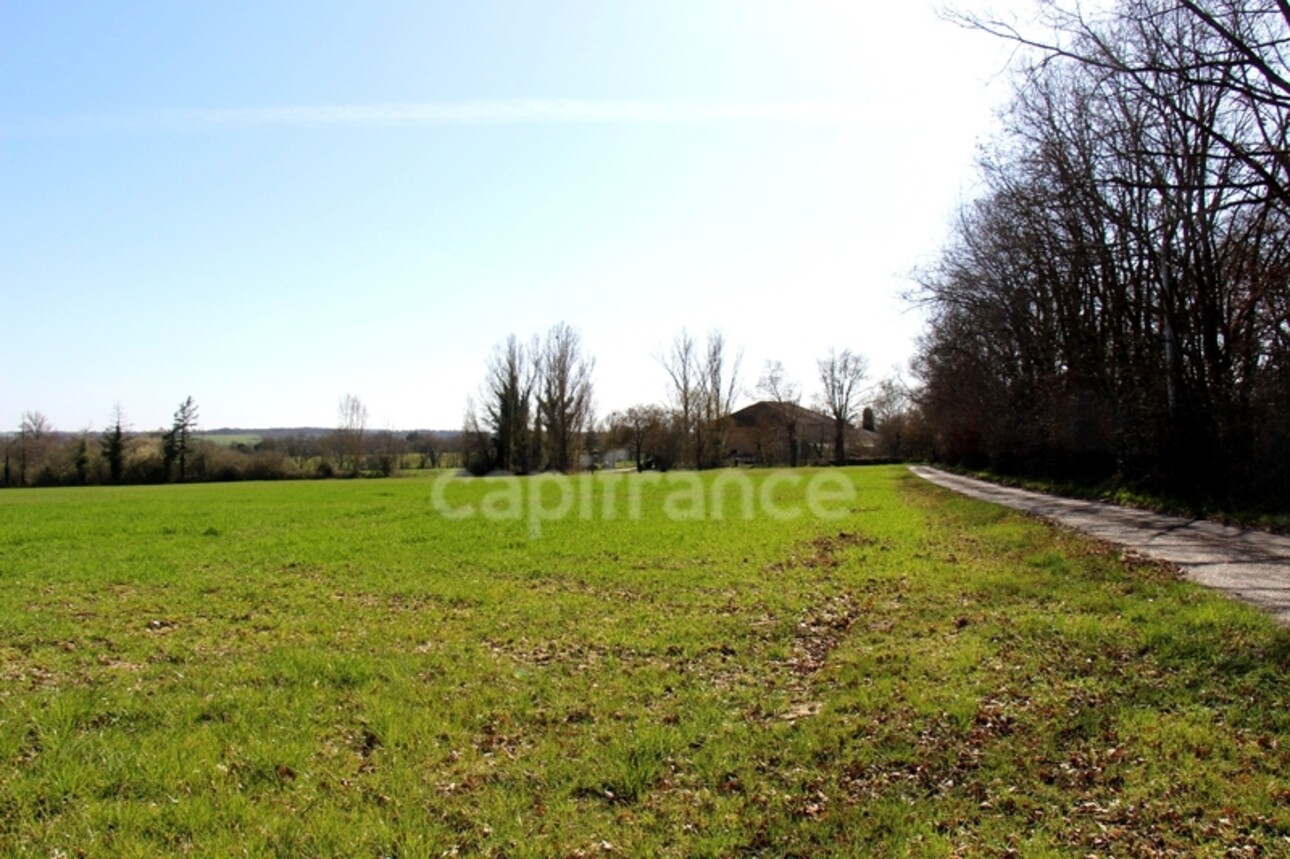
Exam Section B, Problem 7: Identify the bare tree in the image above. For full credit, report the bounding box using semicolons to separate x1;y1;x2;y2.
20;411;51;437
658;329;700;468
659;328;742;468
947;0;1290;213
915;0;1290;502
817;348;869;465
335;393;368;476
536;322;595;473
870;374;912;458
698;329;742;468
757;359;802;467
15;411;52;486
607;404;669;471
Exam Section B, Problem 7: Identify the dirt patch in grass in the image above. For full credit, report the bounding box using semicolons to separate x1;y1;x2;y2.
766;529;879;572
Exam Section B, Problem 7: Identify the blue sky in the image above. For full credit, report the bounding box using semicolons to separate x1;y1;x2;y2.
1;1;1024;431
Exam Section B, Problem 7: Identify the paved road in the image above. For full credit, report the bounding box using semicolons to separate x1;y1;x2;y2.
909;466;1290;626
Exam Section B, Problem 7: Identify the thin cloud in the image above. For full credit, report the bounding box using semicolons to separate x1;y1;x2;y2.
4;99;870;136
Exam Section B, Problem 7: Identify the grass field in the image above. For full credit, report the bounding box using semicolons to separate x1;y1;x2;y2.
193;434;263;448
2;467;1288;856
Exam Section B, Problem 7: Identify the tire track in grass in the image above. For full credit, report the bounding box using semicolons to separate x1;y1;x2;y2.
768;531;876;723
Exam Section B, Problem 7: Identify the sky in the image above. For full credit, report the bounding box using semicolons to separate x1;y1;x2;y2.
1;1;1031;432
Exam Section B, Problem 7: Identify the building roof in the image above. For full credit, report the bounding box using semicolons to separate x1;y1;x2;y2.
726;400;834;431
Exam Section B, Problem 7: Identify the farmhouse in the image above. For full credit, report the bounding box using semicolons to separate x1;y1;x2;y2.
723;400;880;466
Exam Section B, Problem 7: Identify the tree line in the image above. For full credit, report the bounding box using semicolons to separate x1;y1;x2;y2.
464;322;897;474
0;397;457;488
4;326;901;487
914;0;1290;507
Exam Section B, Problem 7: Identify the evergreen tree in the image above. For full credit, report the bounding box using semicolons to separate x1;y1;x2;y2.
169;396;199;482
101;407;127;483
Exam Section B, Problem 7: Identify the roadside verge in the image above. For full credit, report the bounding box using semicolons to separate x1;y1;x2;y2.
910;466;1290;626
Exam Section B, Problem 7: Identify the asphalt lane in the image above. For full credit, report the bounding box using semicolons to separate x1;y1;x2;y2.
909;466;1290;626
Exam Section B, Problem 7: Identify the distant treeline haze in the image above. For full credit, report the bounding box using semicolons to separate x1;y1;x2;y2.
1;403;463;487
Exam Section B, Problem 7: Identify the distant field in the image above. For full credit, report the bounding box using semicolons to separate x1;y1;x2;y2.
1;468;1288;856
195;433;262;448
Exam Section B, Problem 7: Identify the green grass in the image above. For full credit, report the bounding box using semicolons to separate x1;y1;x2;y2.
194;433;263;448
1;467;1288;856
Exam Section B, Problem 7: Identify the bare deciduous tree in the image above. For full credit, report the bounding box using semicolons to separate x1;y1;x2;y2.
335;393;368;476
658;329;699;468
870;374;913;458
607;403;669;471
536;322;595;473
817;348;869;466
699;329;742;468
947;0;1290;212
756;359;803;467
15;411;52;486
917;0;1290;502
658;328;742;468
